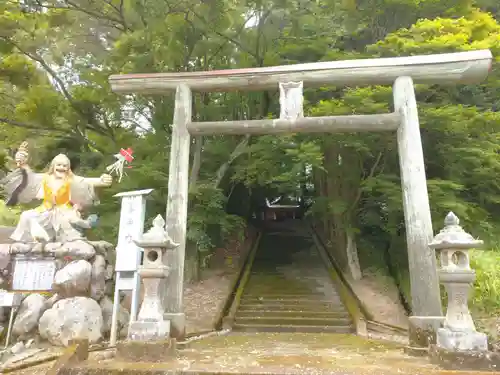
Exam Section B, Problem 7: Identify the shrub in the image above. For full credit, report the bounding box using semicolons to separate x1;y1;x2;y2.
470;249;500;315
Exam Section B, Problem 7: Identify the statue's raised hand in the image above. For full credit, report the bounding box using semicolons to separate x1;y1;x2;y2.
99;173;113;187
13;140;29;169
15;152;28;168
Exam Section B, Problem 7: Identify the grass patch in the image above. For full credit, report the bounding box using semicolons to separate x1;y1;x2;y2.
0;201;20;226
470;249;500;315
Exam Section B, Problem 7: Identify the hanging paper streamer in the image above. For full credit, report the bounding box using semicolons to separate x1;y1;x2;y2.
106;148;134;183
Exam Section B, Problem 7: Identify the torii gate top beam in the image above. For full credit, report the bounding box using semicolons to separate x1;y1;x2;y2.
109;50;493;94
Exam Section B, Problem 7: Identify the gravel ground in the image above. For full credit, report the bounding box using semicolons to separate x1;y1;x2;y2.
81;333;439;375
3;227;416;374
184;271;233;334
2;348;115;375
351;271;409;329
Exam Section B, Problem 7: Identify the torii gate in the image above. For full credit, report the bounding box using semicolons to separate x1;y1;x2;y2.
109;50;493;341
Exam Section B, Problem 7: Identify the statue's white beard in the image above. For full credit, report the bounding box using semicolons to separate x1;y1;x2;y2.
54;170;67;179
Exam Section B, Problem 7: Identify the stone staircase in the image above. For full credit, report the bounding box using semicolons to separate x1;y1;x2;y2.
233;226;354;333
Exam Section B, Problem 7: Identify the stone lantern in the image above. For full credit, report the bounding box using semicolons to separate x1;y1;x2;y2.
429;212;488;351
127;214;178;342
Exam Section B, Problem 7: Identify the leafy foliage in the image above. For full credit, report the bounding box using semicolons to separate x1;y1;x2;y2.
1;0;500;310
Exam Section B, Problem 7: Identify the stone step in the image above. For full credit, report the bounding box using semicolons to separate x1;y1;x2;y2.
243;287;317;294
241;295;338;302
238;303;348;312
229;227;355;335
236;310;351;319
241;298;342;306
245;282;331;288
238;299;343;308
245;280;330;294
242;289;325;295
245;286;319;290
235;316;352;326
233;323;355;334
248;273;323;278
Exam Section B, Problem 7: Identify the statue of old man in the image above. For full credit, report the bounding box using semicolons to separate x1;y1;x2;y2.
1;141;113;243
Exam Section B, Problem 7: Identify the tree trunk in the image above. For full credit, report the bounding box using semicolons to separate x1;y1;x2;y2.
214;135;250;188
189;136;203;188
184;240;200;283
346;232;362;280
323;143;349;271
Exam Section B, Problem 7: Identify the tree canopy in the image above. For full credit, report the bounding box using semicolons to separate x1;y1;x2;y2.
1;0;500;308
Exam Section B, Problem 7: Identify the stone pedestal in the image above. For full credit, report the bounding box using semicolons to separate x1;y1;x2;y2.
429;212;488;352
128;269;171;341
408;315;444;348
118;215;179;362
116;340;176;363
429;345;500;371
436;330;487;352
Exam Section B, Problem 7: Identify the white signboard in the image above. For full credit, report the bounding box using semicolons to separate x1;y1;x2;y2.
279;81;304;120
110;189;153;346
0;290;21;307
12;256;56;292
114;189;152;272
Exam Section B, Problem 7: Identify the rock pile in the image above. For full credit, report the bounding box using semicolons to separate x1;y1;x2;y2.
0;238;132;346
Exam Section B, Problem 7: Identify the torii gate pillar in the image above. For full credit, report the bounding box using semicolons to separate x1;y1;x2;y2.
162;84;192;339
394;76;444;347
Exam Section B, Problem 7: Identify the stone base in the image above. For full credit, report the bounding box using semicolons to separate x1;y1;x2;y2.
436;328;488;351
430;345;500;371
116;339;176;363
408;316;444;347
403;346;429;357
46;339;89;375
128;319;170;341
164;312;185;339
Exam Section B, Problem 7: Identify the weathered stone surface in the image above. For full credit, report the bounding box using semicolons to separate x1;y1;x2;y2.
104;279;114;297
12;293;46;337
44;293;62;309
90;255;106;301
46;339;89;375
31;242;44;254
10;242;33;254
437;329;488;352
408;316;444;348
100;296;130;338
45;242;63;254
116;339;176;362
105;264;114;280
128;320;170;341
53;260;92;298
430;344;500;371
88;240;113;255
59;240;96;260
121;287;144;312
0;244;11;268
39;296;103;346
11;341;25;354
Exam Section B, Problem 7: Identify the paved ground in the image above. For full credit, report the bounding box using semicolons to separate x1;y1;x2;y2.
76;333;440;375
